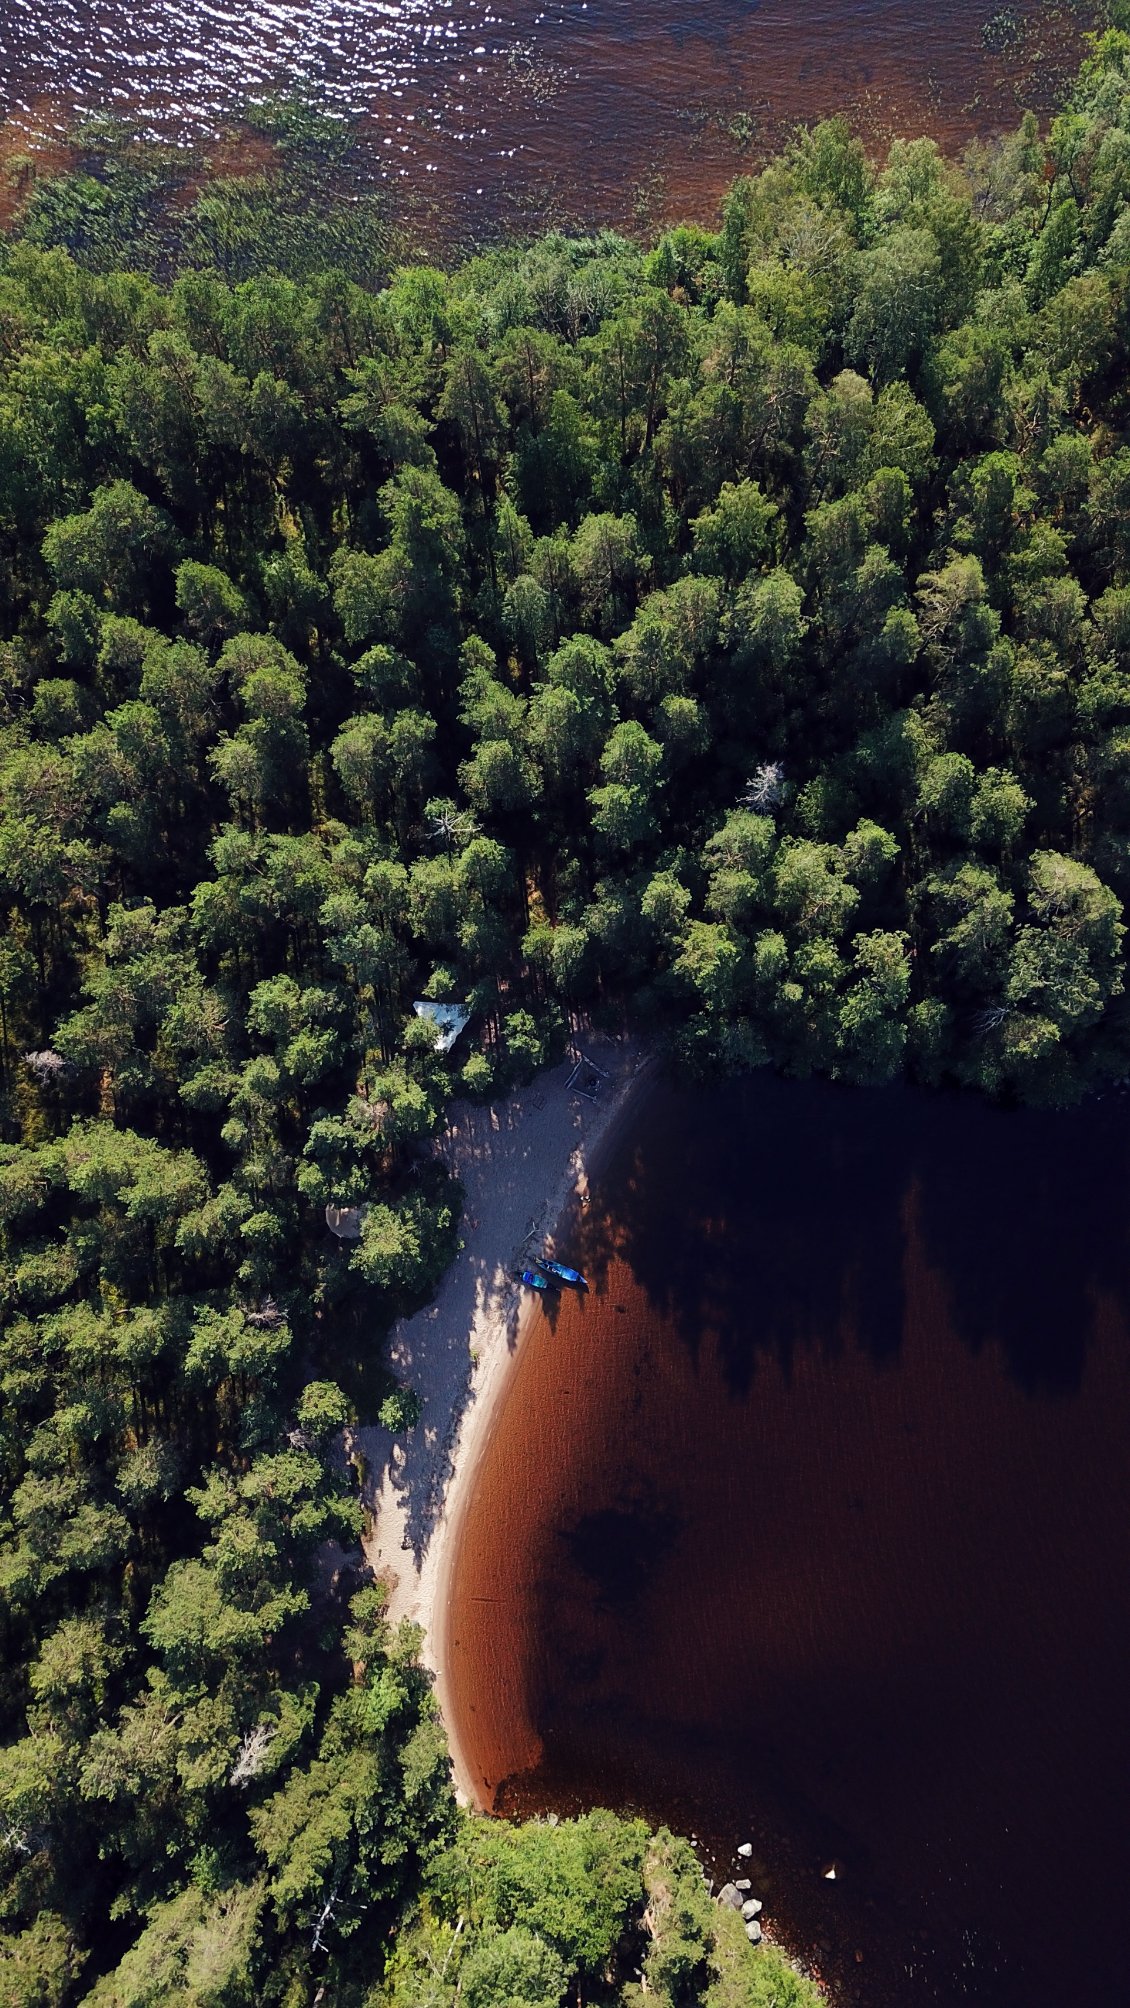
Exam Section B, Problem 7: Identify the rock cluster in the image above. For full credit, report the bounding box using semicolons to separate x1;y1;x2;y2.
716;1851;765;1944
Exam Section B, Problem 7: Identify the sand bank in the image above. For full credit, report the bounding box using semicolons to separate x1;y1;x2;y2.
356;1033;653;1802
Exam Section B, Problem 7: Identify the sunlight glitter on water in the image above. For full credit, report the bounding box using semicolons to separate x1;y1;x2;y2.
0;3;1099;284
0;0;513;139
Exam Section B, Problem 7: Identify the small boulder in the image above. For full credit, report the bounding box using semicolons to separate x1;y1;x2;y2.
717;1883;744;1912
737;1842;753;1858
741;1899;763;1921
745;1921;763;1945
734;1879;752;1892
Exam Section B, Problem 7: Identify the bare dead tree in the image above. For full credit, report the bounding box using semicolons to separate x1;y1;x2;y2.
230;1721;275;1787
244;1296;285;1328
973;1005;1009;1038
311;1875;343;1956
23;1049;66;1082
740;762;786;812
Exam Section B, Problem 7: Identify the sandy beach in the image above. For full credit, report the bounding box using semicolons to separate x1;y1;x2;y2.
356;1032;654;1802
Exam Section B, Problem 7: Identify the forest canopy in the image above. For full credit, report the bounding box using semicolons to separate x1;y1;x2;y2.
4;27;1130;2005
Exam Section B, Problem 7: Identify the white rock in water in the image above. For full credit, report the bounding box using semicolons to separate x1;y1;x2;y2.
742;1899;763;1920
735;1880;752;1892
745;1921;763;1944
737;1842;753;1858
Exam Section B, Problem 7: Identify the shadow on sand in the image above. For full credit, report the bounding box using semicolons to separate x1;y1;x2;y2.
354;1037;637;1572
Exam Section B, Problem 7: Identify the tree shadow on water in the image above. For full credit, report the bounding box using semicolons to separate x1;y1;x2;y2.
579;1071;1130;1400
577;1072;909;1396
906;1086;1130;1395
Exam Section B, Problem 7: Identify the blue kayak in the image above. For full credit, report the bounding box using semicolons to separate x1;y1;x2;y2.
517;1268;551;1292
537;1258;589;1290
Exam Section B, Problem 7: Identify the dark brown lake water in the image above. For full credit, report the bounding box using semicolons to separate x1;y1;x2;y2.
446;1074;1130;2007
0;1;1096;238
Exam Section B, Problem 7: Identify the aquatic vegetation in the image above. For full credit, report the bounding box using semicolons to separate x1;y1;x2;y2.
981;8;1027;53
8;95;400;287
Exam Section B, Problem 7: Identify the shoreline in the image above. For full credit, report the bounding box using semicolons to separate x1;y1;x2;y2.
0;13;1091;266
357;1033;656;1805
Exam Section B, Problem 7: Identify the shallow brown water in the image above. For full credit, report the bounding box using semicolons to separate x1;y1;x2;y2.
446;1074;1130;2006
0;1;1096;238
